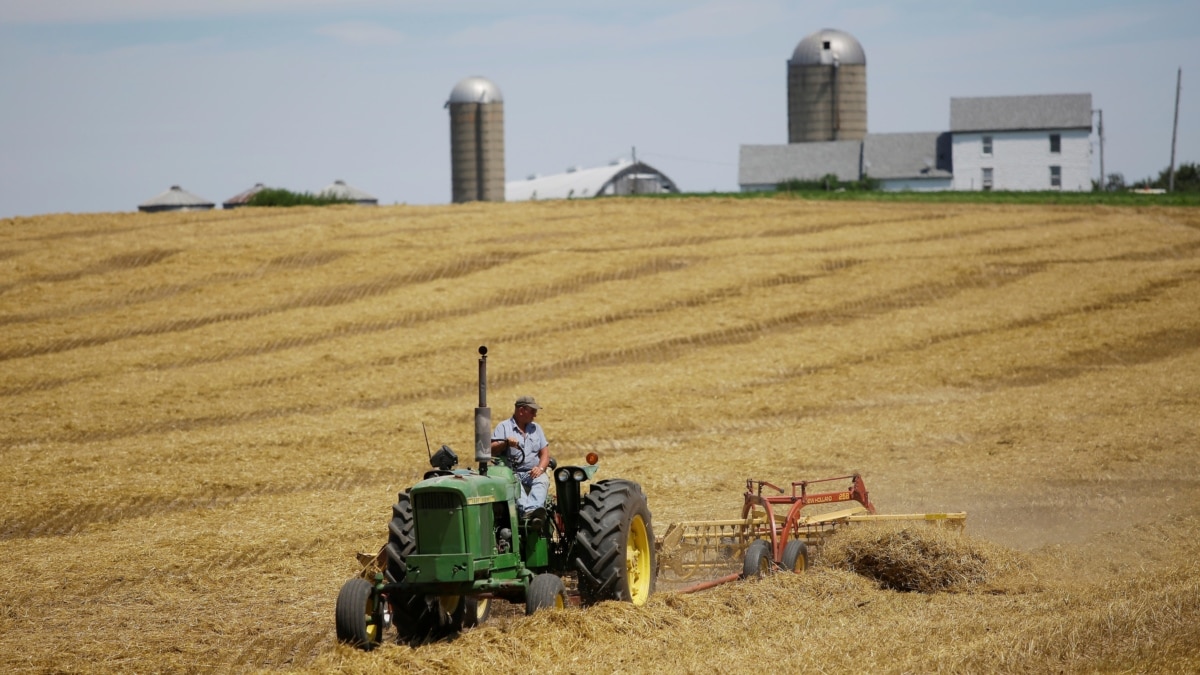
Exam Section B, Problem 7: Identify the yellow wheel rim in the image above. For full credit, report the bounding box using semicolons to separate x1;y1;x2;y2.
438;595;461;621
363;593;379;642
626;514;652;606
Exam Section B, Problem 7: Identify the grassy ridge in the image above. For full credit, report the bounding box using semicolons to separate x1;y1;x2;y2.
651;189;1200;207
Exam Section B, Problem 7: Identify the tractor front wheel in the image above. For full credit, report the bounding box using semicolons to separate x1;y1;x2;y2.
335;577;384;651
462;596;491;628
781;539;809;574
391;592;438;645
526;573;567;615
741;539;772;579
575;479;656;606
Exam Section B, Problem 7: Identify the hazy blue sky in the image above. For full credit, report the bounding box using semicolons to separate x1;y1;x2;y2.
1;1;1196;217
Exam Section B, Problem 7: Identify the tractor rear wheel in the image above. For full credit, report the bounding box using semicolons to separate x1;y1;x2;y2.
384;491;416;583
742;539;772;579
575;479;656;607
781;539;809;574
335;577;384;651
526;573;567;615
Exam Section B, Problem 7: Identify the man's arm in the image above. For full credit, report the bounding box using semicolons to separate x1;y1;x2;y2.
531;445;550;478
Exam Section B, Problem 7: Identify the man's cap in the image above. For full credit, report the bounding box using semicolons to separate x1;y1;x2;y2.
515;395;542;410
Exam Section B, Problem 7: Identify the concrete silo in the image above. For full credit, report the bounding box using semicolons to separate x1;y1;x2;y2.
787;28;867;143
446;76;505;203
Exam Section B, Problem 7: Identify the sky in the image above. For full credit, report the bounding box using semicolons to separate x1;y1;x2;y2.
1;0;1196;218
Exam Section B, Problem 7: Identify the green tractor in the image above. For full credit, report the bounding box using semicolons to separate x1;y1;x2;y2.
335;346;656;649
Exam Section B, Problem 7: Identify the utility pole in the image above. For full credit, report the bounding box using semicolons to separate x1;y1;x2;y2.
1169;67;1182;192
631;146;638;195
1094;109;1105;189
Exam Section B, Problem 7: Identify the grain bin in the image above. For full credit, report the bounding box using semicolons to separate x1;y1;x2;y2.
446;76;505;203
137;185;214;213
787;28;867;143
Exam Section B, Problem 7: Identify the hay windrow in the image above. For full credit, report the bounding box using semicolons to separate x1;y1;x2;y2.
818;523;1032;593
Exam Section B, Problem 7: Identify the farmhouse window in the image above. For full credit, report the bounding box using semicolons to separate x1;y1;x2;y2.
982;135;993;156
982;167;993;191
1050;165;1062;188
1050;133;1061;153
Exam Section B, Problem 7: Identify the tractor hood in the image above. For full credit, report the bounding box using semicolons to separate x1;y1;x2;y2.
411;466;515;504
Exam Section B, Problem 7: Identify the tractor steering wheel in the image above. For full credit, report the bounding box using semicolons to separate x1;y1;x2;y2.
491;438;525;468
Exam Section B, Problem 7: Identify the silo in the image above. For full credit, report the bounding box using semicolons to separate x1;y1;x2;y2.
787;28;867;143
446;76;505;203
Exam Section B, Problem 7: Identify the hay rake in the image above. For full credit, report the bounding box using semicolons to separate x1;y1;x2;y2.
655;474;966;588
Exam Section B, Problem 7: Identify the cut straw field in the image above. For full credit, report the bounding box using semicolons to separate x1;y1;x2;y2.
2;198;1199;673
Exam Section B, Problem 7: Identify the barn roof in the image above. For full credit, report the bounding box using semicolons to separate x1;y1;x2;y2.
863;132;952;179
740;132;954;187
738;141;862;186
505;159;677;201
950;93;1092;133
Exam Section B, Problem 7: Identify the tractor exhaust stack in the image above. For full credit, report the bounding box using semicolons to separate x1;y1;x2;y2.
475;345;492;474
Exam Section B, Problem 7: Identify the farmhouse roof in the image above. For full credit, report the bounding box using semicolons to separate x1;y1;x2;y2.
319;180;378;205
950;93;1093;133
505;159;677;201
137;185;214;212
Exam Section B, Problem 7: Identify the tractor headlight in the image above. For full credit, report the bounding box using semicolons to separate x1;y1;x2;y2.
572;469;585;481
557;469;570;482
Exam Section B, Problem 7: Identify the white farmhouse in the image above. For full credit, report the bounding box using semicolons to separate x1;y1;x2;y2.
950;94;1093;192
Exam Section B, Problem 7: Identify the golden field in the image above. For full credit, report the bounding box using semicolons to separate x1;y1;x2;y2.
1;197;1198;673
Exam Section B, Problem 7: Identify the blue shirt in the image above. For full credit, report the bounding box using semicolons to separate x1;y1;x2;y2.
493;417;548;472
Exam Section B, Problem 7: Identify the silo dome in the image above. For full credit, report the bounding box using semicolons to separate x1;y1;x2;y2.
789;28;866;66
448;76;503;105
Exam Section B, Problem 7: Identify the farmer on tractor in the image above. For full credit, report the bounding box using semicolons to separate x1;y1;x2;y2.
490;395;551;524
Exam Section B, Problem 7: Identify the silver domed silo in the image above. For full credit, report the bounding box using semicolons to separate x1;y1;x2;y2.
787;28;867;143
447;76;505;203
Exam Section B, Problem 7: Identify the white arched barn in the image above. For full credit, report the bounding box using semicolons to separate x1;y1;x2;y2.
505;159;678;202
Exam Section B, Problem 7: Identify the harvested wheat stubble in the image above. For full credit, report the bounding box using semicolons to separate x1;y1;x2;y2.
2;199;1200;674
